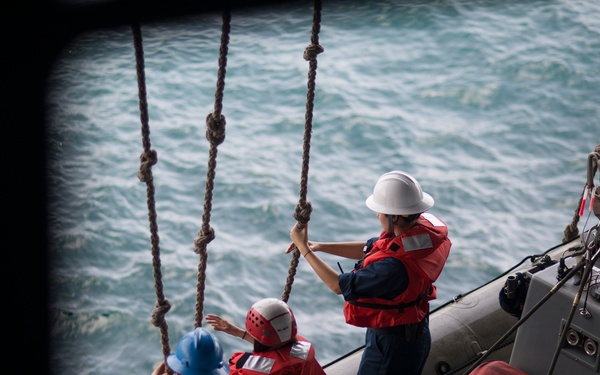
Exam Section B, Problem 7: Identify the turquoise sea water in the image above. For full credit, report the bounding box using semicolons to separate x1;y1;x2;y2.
45;1;600;374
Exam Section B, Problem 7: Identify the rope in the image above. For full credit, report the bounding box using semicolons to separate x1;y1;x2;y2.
193;9;231;328
131;21;172;371
562;144;600;242
282;0;324;303
563;187;584;242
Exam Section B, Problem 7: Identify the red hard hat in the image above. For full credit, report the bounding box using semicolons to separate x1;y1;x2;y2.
245;298;297;347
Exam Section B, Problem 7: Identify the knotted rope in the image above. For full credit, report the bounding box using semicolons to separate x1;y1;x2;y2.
193;9;231;328
282;0;324;303
563;144;600;242
131;22;172;370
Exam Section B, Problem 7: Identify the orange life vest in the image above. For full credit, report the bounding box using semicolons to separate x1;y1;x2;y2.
228;335;325;375
343;213;451;328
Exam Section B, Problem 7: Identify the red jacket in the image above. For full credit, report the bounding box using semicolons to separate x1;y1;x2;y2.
470;361;528;375
344;213;451;327
228;335;325;375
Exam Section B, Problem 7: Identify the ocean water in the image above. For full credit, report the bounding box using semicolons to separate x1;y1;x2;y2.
45;0;600;374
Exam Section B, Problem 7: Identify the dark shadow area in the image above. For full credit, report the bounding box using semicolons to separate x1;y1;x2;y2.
1;1;302;373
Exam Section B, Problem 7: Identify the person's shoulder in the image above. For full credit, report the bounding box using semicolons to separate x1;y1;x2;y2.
230;351;251;362
295;334;309;342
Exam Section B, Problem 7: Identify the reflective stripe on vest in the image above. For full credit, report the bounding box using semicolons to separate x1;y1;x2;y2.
402;233;433;252
422;212;444;227
239;341;312;373
401;213;445;252
242;355;275;374
290;341;311;360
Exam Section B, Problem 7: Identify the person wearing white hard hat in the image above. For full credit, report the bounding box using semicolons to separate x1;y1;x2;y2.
205;298;325;375
288;171;452;375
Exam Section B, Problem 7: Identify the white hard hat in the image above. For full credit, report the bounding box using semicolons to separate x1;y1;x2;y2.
365;171;434;215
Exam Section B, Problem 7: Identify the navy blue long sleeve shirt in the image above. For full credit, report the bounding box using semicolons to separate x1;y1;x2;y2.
338;237;409;301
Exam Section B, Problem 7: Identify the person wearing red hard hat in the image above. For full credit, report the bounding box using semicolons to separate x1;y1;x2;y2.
206;298;325;375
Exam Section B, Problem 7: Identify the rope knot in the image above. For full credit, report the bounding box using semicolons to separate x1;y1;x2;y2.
303;44;324;61
150;298;172;327
206;113;227;146
137;149;158;182
194;227;216;252
293;201;313;225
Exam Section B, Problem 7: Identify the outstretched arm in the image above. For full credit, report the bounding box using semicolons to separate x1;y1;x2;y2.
285;230;365;260
289;223;343;294
308;241;366;260
206;314;254;344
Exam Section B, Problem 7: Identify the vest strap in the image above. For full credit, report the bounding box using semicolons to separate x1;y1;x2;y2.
348;286;431;312
235;352;252;369
369;319;427;341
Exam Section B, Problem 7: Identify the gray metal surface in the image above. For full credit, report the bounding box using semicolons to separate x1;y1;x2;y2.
511;258;600;375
